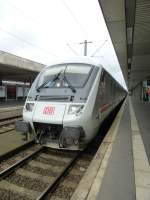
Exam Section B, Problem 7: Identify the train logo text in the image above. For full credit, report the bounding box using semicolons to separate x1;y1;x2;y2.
43;106;55;115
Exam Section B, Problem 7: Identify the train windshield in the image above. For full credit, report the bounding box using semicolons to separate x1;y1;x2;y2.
37;64;92;89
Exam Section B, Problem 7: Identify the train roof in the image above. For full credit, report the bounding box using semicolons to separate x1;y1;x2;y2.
45;57;102;68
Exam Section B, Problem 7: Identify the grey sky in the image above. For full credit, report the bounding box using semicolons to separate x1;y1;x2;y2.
0;0;126;88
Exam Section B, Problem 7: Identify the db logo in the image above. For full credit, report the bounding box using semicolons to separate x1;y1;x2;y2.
43;106;55;115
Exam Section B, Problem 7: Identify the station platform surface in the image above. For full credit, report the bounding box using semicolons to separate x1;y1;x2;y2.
0;130;32;158
96;98;135;200
0;100;24;108
0;101;23;121
71;97;150;200
132;100;150;164
95;97;150;200
0;101;26;157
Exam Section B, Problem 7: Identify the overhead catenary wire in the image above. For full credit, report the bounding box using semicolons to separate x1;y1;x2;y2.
1;0;87;58
0;26;58;58
4;0;88;47
67;40;107;57
4;0;41;26
6;0;88;39
66;43;79;56
91;40;107;57
1;0;108;59
79;40;93;56
61;0;87;38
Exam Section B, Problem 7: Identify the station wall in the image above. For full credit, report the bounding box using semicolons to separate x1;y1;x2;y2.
0;84;30;101
132;80;150;102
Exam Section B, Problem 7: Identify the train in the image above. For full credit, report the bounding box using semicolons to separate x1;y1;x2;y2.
16;57;126;150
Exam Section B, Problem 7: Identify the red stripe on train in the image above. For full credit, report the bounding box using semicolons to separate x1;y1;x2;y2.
99;103;111;113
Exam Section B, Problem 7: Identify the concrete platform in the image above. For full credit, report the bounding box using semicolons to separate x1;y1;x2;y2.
0;130;32;158
0;101;27;158
71;97;150;200
0;100;24;108
132;100;150;164
0;101;24;120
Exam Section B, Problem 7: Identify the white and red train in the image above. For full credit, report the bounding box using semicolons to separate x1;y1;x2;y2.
16;57;126;150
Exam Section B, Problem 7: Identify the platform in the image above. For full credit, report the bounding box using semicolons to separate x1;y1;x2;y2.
132;100;150;164
0;100;24;108
0;130;32;159
0;101;26;157
0;101;24;121
71;97;150;200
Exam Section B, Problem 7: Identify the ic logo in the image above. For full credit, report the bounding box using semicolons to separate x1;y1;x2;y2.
43;106;55;115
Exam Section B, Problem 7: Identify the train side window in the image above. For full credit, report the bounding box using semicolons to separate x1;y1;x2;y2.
100;70;106;94
98;69;107;106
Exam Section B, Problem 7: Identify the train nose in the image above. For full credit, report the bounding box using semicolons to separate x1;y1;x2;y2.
32;102;66;124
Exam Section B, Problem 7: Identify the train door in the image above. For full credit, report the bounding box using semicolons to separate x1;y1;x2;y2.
7;85;16;100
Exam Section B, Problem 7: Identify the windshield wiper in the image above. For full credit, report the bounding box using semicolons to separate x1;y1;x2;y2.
63;66;76;93
64;76;76;93
36;67;76;93
36;69;63;92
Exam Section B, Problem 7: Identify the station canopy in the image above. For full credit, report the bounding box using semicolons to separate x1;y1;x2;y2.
0;51;44;82
98;0;150;91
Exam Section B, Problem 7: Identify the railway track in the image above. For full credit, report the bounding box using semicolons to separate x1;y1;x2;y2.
0;135;101;200
0;102;122;200
0;147;79;200
0;142;93;200
45;151;94;200
0;129;92;200
0;117;22;135
0;140;36;162
0;117;35;162
0;142;99;200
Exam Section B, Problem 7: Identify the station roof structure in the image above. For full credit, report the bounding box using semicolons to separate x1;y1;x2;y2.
98;0;150;91
0;51;44;82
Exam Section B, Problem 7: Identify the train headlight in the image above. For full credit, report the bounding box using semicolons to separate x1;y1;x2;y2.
25;103;34;112
68;105;84;115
